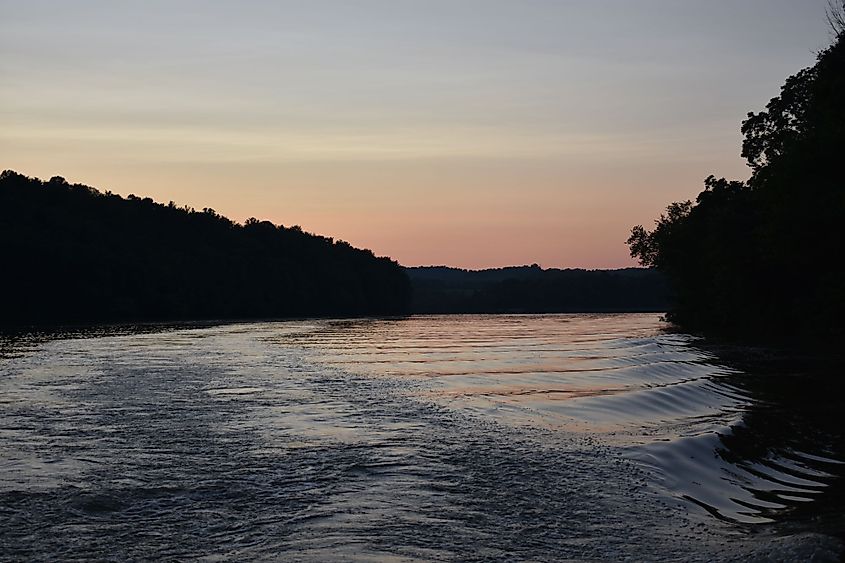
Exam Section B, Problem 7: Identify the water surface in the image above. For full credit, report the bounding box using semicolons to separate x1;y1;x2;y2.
1;314;841;560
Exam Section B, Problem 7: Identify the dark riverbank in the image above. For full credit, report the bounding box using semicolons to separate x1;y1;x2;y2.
0;171;410;326
627;30;844;347
406;265;669;314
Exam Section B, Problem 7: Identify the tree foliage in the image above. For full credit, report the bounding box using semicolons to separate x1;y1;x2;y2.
628;29;845;344
0;172;410;325
407;265;668;314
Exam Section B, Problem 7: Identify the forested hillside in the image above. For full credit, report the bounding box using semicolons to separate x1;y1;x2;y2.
0;171;410;325
407;265;668;313
627;26;844;345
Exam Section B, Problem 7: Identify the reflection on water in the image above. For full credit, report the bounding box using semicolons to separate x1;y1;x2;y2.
287;315;844;529
0;314;842;560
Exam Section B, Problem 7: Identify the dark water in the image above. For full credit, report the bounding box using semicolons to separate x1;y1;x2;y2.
0;314;842;561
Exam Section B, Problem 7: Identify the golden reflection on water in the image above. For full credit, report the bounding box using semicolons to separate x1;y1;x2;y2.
286;314;724;437
2;314;842;543
272;314;843;528
427;384;629;401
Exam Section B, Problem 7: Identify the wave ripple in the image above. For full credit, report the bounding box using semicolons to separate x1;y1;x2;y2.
0;315;841;561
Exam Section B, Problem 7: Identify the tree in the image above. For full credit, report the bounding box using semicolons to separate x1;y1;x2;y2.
0;171;411;325
628;25;844;344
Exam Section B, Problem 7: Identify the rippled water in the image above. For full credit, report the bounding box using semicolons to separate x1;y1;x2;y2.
1;314;842;561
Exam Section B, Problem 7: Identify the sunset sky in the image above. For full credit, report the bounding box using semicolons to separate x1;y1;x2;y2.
1;1;833;269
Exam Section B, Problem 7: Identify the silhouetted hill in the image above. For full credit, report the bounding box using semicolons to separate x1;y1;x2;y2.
627;19;845;345
406;265;669;313
0;171;410;325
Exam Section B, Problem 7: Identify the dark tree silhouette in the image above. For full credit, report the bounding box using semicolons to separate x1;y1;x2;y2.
407;265;669;314
0;172;410;325
628;21;845;344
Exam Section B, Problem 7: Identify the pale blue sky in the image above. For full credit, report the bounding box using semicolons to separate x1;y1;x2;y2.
0;1;833;267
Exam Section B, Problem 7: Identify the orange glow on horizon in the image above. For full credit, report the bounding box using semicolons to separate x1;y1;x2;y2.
1;1;827;269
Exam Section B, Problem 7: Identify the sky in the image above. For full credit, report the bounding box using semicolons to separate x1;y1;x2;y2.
0;1;834;269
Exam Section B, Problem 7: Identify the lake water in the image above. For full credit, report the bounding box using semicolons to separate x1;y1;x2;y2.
1;314;842;561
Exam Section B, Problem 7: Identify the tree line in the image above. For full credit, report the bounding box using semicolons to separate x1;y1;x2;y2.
627;15;844;345
407;265;669;314
0;171;410;325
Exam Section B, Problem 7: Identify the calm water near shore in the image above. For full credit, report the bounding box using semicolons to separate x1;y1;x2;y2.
1;314;842;561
